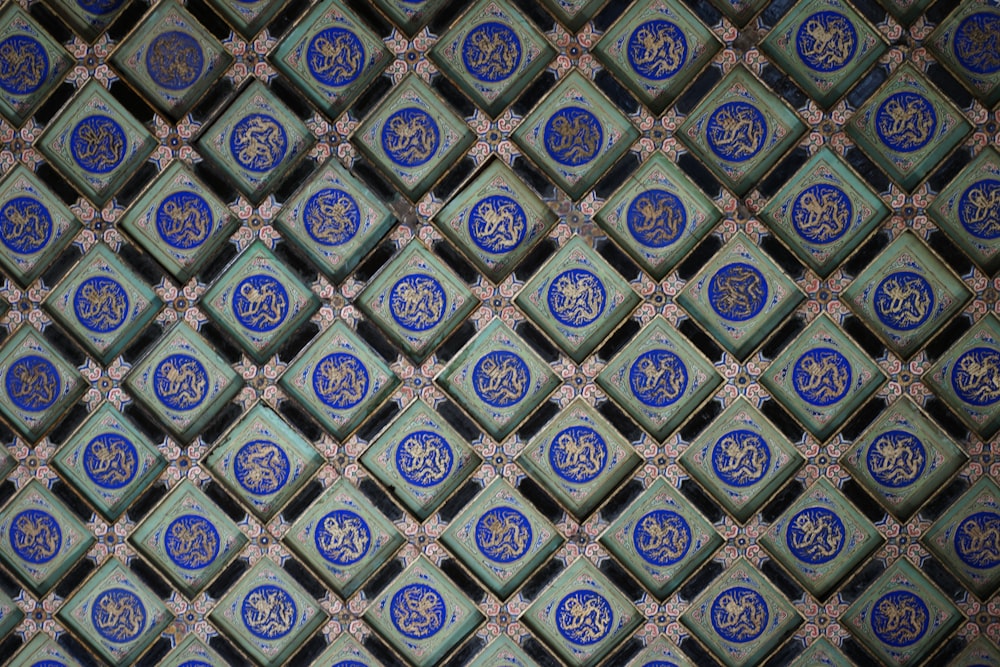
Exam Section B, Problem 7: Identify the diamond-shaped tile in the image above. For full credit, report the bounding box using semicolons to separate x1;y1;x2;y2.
539;0;605;31
0;4;73;126
788;637;853;667
949;636;1000;667
204;0;286;38
927;2;1000;107
875;0;935;25
160;635;228;667
468;635;535;667
311;634;383;667
625;636;697;667
372;0;450;36
706;0;768;27
44;0;128;41
9;633;82;667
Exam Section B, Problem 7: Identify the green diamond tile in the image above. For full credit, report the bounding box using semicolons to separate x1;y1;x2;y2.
928;2;1000;107
44;0;128;41
760;314;885;442
37;81;156;206
845;64;971;192
517;397;640;519
468;635;536;667
0;4;73;126
625;636;697;667
44;243;161;363
372;0;450;36
758;147;890;278
0;582;22;639
124;322;243;443
522;557;641;667
283;477;404;598
596;152;721;281
197;79;315;203
205;402;322;520
875;0;935;25
353;74;474;201
205;0;286;39
678;65;806;197
9;633;84;667
538;0;604;31
512;70;639;200
843;558;962;666
280;320;399;440
364;556;484;667
840;396;966;521
678;231;804;360
706;0;768;27
950;636;1000;667
600;476;722;599
160;635;228;667
56;558;173;666
437;319;560;441
441;477;563;598
360;398;481;521
787;637;853;667
596;315;721;442
311;634;383;667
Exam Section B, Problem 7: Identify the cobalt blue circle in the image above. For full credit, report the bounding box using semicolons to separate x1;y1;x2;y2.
627;20;687;80
792;348;851;406
795;11;857;72
461;22;521;82
711;430;770;487
312;352;369;409
875;92;936;153
230;113;287;172
472;350;530;408
629;349;688;407
543;107;602;167
76;0;123;14
233;440;290;495
643;663;679;667
475;506;532;563
307;28;365;86
706;102;766;162
232;274;289;333
6;355;59;412
153;354;208;411
785;507;845;564
633;509;691;566
547;269;605;328
870;590;928;647
146;31;203;90
555;590;612;645
791;183;852;245
951;347;1000;406
954;511;1000;569
304;188;360;246
953;12;1000;74
70;115;126;173
314;509;371;565
395;430;453;487
83;433;138;489
178;662;212;667
331;662;368;667
390;583;445;639
707;262;768;322
958;179;1000;240
468;195;526;254
548;426;607;483
873;271;934;331
381;108;439;167
155;191;213;250
0;196;52;254
73;276;129;333
91;588;145;643
10;509;61;563
30;662;67;667
164;515;220;570
242;585;296;640
389;274;447;332
626;189;686;248
711;587;768;643
865;430;926;488
0;35;49;95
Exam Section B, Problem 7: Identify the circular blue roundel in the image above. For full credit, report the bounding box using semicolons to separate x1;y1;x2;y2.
873;271;934;331
865;430;926;488
314;509;371;565
792;348;851;406
472;350;530;408
230;113;287;172
958;179;1000;240
468;194;526;254
633;509;691;566
6;355;60;412
475;506;532;563
76;0;123;14
706;102;766;163
234;440;290;495
0;196;52;255
954;511;1000;569
395;430;453;487
708;263;768;322
462;22;521;82
389;274;447;332
785;507;845;564
548;425;607;483
84;433;138;489
0;36;49;95
71;115;127;174
242;585;297;640
870;590;928;647
643;663;679;667
381;108;440;167
875;92;936;153
555;590;613;645
30;661;68;667
331;662;368;667
544;107;603;167
146;31;203;90
10;509;61;563
953;12;1000;74
626;189;686;248
629;349;688;407
711;429;770;487
710;587;768;643
312;352;369;409
232;274;289;333
164;514;220;570
547;269;605;328
153;354;208;411
390;583;446;639
307;28;365;87
304;188;360;246
795;11;857;72
627;20;687;80
951;347;1000;406
91;588;145;643
178;662;213;667
73;276;130;333
155;191;213;250
790;183;852;245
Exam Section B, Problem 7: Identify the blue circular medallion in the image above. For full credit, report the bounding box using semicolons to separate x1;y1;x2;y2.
462;22;521;82
706;102;766;162
6;355;59;412
875;92;936;153
304;188;360;246
10;510;61;563
627;20;687;80
954;511;1000;569
865;430;926;488
555;590;612;645
0;196;52;254
711;587;768;643
178;662;212;667
312;353;368;409
242;585;296;640
643;663;679;667
953;12;1000;74
633;509;691;566
84;433;138;489
155;191;213;250
0;36;49;95
76;0;123;14
381;108;439;167
475;506;532;563
164;515;220;570
31;662;68;667
785;507;845;564
390;583;445;639
951;347;1000;406
544;107;602;167
873;271;934;331
234;440;290;495
70;115;126;174
331;663;367;667
958;179;1000;240
708;262;768;322
232;274;289;333
153;354;208;411
795;11;857;72
548;425;607;483
307;28;365;87
73;276;129;333
790;183;853;245
870;590;928;647
626;189;686;248
389;274;447;332
468;195;526;254
146;31;203;90
547;269;605;328
792;348;851;406
629;349;688;407
472;350;530;408
91;588;145;643
230;113;287;172
711;430;770;487
395;430;453;487
314;509;371;565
